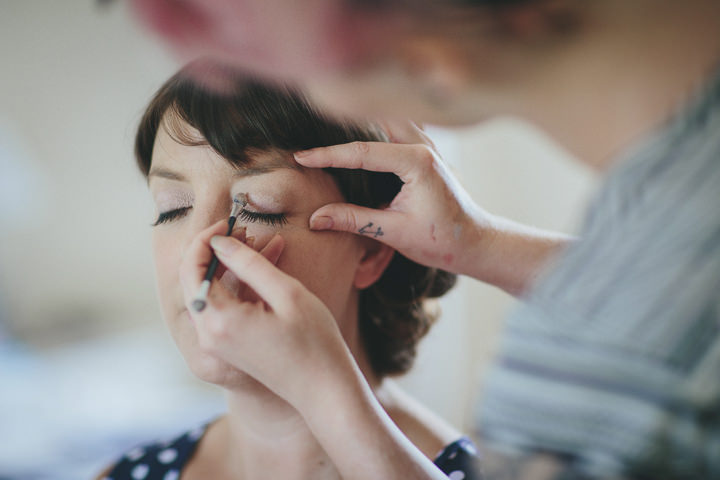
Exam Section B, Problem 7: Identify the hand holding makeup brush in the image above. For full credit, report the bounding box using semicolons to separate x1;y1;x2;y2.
178;224;446;480
179;221;363;416
295;120;573;296
179;219;285;309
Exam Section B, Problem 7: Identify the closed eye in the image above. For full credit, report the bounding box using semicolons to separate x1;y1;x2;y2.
237;209;288;227
152;206;191;226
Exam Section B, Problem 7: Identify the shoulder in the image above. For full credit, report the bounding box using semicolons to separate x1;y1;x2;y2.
377;382;482;478
377;381;478;464
94;423;208;480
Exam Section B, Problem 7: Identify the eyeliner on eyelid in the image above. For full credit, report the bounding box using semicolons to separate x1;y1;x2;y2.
236;209;288;226
151;206;288;227
152;206;191;226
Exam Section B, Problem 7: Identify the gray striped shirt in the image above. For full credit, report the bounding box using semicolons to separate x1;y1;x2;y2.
479;65;720;479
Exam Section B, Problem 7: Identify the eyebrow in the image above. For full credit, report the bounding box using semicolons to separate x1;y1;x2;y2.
148;163;299;182
147;168;187;182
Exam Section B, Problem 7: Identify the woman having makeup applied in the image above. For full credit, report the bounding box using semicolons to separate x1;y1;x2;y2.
96;66;481;480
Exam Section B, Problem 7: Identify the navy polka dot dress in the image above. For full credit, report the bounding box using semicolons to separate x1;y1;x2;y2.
103;421;482;479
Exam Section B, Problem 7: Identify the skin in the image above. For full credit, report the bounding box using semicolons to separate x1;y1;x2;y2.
129;0;720;296
128;0;720;478
138;120;459;479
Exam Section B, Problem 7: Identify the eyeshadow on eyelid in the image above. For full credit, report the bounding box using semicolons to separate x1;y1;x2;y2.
237;192;283;212
154;190;193;210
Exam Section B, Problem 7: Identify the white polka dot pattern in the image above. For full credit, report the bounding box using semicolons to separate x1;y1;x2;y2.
187;426;205;440
131;463;150;479
157;448;178;464
126;448;145;462
106;423;480;479
163;470;179;480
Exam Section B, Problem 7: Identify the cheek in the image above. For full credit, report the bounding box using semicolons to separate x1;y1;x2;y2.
275;230;363;308
151;232;183;315
240;224;279;247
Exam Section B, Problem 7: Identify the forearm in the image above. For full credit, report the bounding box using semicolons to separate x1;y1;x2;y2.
459;212;574;296
300;359;448;480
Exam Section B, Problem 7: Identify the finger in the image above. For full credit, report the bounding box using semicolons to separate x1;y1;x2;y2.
308;202;406;246
178;220;228;294
379;119;435;148
210;235;299;314
239;234;285;305
294;142;433;183
179;221;246;299
258;233;285;266
196;276;266;332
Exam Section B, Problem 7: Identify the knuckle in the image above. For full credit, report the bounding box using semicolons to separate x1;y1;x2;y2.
225;246;257;272
351;141;370;154
339;209;360;232
350;141;370;166
283;280;306;306
204;313;230;340
413;144;436;169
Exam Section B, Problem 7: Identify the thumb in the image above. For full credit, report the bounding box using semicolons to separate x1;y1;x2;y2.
309;203;403;244
258;233;285;265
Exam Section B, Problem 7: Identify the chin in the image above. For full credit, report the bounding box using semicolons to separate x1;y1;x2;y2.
166;311;249;388
183;348;255;389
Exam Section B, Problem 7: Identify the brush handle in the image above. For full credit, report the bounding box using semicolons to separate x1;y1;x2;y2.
193;215;238;312
202;216;237;282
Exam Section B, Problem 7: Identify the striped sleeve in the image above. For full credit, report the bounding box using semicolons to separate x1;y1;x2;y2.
477;65;720;479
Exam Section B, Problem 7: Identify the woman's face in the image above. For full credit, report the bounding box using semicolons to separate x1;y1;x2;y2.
148;119;373;388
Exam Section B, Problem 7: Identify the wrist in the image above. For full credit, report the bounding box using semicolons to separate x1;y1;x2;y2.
451;207;499;280
299;361;446;480
457;212;573;295
297;347;372;427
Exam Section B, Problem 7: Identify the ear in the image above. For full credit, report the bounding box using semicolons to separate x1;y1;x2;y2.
353;239;395;290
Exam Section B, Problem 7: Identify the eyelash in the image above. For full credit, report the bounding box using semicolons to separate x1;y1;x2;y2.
152;207;288;227
153;207;191;226
237;209;288;227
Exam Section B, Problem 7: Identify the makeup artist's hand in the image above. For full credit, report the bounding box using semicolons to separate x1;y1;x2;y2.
178;221;360;412
294;121;491;278
295;121;573;296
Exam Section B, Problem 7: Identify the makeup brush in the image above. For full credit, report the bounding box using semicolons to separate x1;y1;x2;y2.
191;193;247;312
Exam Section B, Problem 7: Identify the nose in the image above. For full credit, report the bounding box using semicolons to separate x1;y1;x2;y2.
192;193;240;232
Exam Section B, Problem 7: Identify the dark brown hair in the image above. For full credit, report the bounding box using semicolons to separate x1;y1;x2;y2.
135;66;456;377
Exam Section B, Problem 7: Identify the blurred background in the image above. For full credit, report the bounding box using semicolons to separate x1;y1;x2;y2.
0;1;596;478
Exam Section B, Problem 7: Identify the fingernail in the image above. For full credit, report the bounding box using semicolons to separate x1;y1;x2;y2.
210;235;238;255
245;236;255;249
310;215;334;230
294;149;315;159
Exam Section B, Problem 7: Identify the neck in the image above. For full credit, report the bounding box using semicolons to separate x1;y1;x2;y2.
206;312;381;480
466;0;720;170
216;383;340;480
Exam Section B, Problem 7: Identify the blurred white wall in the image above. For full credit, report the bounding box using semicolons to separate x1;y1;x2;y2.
397;121;596;429
0;0;176;341
0;0;597;460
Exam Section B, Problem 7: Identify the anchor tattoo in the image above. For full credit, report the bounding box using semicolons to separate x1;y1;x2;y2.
358;222;384;238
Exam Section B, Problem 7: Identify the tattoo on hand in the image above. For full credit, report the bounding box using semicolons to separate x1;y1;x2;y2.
359;222;384;238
